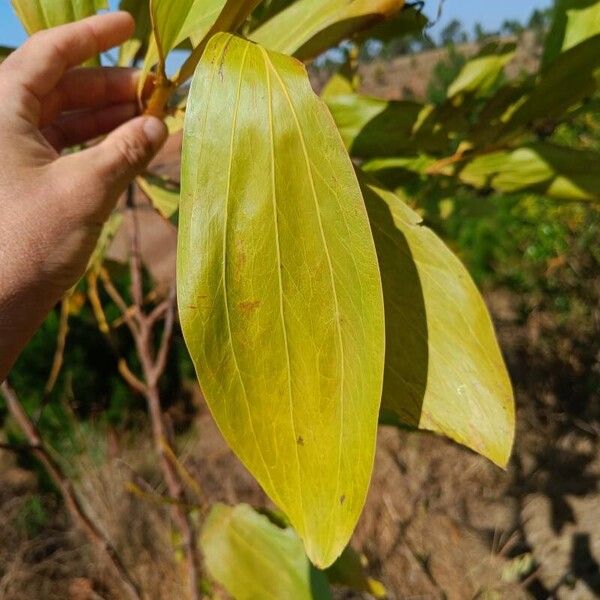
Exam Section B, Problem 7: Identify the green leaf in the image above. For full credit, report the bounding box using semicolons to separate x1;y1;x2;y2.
500;34;600;138
447;41;516;98
200;504;332;600
325;546;386;597
250;0;407;61
137;174;180;218
143;0;260;84
354;5;428;44
175;0;262;84
178;33;385;567
11;0;107;65
459;144;600;201
324;93;448;158
11;0;108;33
118;0;152;66
543;0;600;67
358;172;514;467
149;0;223;62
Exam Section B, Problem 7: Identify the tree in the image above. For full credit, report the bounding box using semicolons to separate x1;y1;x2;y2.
5;0;597;597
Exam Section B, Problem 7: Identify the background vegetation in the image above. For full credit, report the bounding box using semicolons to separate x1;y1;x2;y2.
1;1;598;598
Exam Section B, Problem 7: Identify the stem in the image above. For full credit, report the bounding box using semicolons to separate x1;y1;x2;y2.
145;79;175;119
124;199;202;600
0;381;143;600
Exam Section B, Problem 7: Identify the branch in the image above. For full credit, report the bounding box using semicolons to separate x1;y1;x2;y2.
151;285;176;387
0;381;142;600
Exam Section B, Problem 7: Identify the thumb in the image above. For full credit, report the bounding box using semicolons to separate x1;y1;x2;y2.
58;116;168;221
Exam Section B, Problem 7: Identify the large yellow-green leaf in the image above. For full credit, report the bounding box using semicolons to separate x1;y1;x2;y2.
11;0;107;33
178;33;385;567
447;41;516;98
200;504;332;600
543;0;600;67
359;173;514;467
250;0;406;61
459;144;600;201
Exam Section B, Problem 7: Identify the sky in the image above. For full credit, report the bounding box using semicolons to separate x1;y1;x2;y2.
0;0;553;49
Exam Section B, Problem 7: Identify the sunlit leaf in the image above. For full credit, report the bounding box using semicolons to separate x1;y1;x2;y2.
359;172;514;467
543;0;600;67
149;0;223;62
137;174;180;218
459;143;600;201
447;41;516;98
11;0;107;65
179;33;385;567
118;0;152;66
251;0;407;61
200;504;332;600
175;0;262;84
11;0;107;33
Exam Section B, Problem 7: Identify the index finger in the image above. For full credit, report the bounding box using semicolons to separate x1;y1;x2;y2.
0;12;135;100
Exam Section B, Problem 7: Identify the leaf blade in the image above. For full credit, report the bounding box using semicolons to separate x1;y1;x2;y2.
178;33;385;567
359;173;515;467
250;0;406;61
200;504;332;600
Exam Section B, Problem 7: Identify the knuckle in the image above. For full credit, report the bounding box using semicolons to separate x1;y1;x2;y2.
114;129;152;170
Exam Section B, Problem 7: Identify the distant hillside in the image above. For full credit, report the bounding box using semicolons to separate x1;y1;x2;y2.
312;31;542;101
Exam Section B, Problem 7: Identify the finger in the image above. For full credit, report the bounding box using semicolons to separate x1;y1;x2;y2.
40;67;147;127
56;116;168;222
42;102;138;152
1;12;134;101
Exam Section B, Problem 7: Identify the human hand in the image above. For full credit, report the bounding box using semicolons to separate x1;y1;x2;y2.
0;12;168;380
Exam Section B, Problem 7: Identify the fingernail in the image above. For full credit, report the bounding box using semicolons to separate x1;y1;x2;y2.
143;116;168;152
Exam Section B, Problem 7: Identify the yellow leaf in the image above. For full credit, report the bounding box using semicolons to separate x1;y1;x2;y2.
178;33;385;567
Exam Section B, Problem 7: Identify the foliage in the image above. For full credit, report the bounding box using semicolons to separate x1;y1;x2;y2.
3;0;598;595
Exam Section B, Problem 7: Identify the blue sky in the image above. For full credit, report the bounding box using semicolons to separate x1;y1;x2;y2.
0;1;553;48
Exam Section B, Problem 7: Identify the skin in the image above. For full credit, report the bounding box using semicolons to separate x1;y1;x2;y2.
0;12;168;381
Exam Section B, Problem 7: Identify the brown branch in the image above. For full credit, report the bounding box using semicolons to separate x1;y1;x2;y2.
0;381;142;600
118;359;147;396
99;267;138;333
151;285;176;387
127;187;144;314
125;202;201;600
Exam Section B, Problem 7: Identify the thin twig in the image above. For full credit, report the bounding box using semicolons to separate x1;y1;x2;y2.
0;381;143;600
151;285;176;386
44;294;71;396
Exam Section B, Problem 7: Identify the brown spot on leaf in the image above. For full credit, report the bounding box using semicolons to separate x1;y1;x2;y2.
340;495;346;505
238;300;261;313
296;436;304;446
